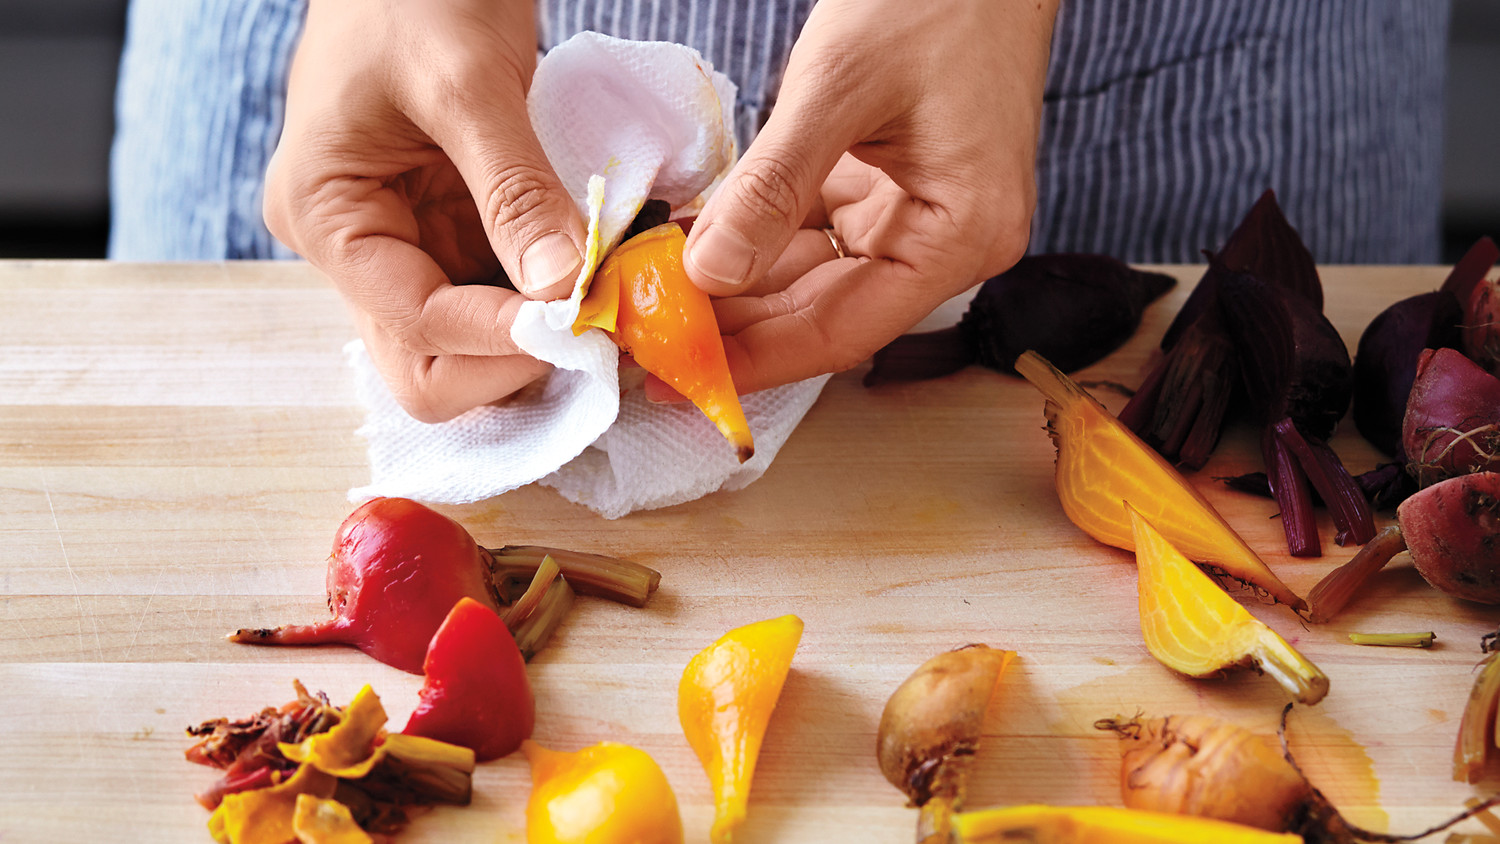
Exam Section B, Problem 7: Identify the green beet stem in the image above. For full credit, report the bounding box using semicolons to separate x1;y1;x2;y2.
486;545;660;607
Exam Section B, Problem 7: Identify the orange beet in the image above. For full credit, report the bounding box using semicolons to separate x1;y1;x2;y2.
580;223;754;462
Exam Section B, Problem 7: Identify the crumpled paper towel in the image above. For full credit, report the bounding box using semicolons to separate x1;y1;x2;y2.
348;32;831;519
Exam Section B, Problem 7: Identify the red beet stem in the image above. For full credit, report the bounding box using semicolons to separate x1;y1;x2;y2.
1273;418;1377;547
1263;425;1321;557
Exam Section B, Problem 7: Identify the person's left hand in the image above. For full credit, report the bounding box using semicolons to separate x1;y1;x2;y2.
666;0;1060;397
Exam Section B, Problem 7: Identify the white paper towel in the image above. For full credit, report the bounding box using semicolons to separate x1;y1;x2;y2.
349;32;831;519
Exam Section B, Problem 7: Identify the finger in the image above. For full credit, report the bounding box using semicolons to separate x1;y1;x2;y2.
357;310;551;423
713;256;860;334
683;100;853;297
742;228;852;297
721;256;955;395
411;72;586;302
306;198;537;358
643;375;686;404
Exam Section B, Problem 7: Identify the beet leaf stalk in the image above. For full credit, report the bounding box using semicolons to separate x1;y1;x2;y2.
1214;268;1373;555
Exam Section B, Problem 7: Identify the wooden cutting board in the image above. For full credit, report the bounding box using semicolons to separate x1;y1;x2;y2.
2;260;1497;843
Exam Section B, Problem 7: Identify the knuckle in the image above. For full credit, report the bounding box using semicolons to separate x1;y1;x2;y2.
482;164;554;241
795;308;862;376
958;187;1035;279
261;159;294;244
385;305;438;356
390;361;452;424
732;154;806;225
989;192;1035;273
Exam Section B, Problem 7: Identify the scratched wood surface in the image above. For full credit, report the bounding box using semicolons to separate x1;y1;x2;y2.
2;260;1498;843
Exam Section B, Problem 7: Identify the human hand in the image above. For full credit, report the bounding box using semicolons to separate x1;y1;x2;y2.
678;0;1059;395
264;0;586;422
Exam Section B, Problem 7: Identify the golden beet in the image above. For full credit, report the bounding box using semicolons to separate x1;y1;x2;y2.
876;644;1015;844
579;223;754;462
1128;505;1328;705
678;614;802;843
1014;350;1305;612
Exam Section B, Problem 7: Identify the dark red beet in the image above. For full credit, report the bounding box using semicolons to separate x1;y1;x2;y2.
864;253;1175;385
1464;276;1500;374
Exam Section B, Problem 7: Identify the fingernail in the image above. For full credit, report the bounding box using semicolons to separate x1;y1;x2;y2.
520;232;583;297
687;224;756;288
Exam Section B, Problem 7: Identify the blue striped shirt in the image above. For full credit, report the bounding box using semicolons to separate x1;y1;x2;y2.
110;0;1449;264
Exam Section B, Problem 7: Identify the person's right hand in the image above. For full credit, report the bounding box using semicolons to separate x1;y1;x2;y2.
264;0;586;423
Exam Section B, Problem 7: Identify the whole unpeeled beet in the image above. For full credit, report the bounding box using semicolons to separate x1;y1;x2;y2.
1399;472;1500;604
864;253;1175;385
1402;348;1500;488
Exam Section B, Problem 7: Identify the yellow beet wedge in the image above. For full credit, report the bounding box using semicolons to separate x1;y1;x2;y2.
1128;504;1328;705
679;614;803;843
952;805;1303;844
1014;350;1306;613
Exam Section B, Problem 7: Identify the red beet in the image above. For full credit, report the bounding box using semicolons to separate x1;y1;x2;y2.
403;597;534;761
1402;348;1500;489
1309;472;1500;617
231;498;503;674
1400;472;1500;604
1464;276;1500;374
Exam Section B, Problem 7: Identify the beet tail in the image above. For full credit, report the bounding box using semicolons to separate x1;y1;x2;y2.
864;325;978;386
228;618;354;647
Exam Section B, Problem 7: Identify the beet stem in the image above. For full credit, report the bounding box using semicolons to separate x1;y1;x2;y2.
486;545;659;607
1264;428;1321;557
1273;418;1377;547
1305;525;1408;623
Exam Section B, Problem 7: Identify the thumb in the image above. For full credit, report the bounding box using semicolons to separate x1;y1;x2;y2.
423;88;587;301
684;117;844;297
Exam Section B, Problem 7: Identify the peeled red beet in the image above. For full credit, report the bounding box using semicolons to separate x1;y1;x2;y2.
403;597;534;761
1402;348;1500;488
231;497;503;674
1400;472;1500;604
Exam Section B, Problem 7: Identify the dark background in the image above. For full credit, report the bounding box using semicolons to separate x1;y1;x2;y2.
0;0;1496;261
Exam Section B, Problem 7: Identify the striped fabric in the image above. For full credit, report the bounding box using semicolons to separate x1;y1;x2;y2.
109;0;1449;264
1033;0;1450;264
109;0;304;260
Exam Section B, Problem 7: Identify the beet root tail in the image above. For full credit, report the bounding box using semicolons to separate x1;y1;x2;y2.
227;618;353;647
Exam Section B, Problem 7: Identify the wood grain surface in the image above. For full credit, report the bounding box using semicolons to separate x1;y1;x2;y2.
2;260;1498;843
